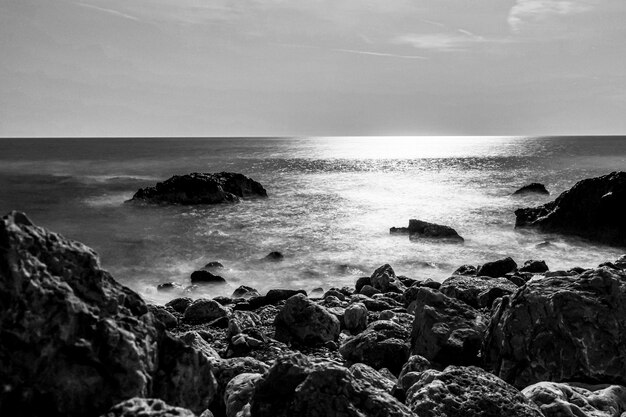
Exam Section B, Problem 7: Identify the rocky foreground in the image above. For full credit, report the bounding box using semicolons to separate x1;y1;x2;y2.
2;212;626;417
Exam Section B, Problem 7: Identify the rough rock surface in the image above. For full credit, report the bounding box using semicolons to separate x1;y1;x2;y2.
513;183;550;195
390;219;464;242
274;294;340;345
223;373;262;417
183;299;229;324
130;172;267;205
406;366;543;417
523;382;626;417
102;398;196;417
249;353;414;417
519;259;549;273
410;287;488;366
344;302;368;334
515;171;626;245
476;257;518;278
439;275;518;309
483;267;626;388
370;264;406;293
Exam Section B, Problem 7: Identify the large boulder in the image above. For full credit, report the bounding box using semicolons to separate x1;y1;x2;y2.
339;320;410;374
344;302;368;334
522;382;626;417
515;171;626;246
483;267;626;389
439;275;518;309
274;294;340;345
370;264;406;293
102;398;196;417
410;287;488;366
406;366;543;417
476;257;518;278
129;172;267;205
183;298;228;324
249;353;414;417
390;219;464;242
223;373;262;417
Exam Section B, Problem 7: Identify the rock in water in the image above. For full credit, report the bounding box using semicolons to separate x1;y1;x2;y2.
522;382;626;417
0;211;159;416
515;171;626;246
274;293;340;345
190;270;227;284
390;219;464;242
483;267;626;388
406;366;543;417
129;172;267;205
513;183;550;195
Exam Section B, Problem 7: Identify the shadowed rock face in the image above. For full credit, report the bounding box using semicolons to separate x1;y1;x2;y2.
274;294;340;346
483;267;626;389
390;219;464;242
515;171;626;246
513;183;550;196
129;172;267;205
102;398;197;417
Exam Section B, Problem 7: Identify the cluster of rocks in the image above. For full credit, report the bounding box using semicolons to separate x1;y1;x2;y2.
3;211;626;417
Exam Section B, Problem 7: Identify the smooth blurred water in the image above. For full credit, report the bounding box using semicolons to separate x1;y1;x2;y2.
1;136;624;304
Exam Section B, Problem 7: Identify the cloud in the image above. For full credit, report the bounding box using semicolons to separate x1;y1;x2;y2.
508;0;597;32
392;30;490;52
76;3;140;21
277;42;427;60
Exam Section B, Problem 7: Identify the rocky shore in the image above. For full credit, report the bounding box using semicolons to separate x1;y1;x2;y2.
2;211;626;417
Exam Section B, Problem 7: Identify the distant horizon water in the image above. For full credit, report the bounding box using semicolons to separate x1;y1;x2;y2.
1;136;624;304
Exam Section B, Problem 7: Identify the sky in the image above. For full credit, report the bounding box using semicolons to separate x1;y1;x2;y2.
1;0;625;137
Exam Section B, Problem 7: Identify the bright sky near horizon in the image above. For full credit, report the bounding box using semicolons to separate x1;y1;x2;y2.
1;0;625;137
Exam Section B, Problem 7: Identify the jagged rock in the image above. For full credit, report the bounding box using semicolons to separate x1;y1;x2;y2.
210;357;269;416
453;264;478;276
476;257;518;278
274;294;340;345
249;354;414;417
359;284;381;297
166;297;193;314
519;260;549;273
102;398;196;417
148;305;178;329
129;172;267;205
406;366;543;417
355;276;372;292
395;355;432;392
370;264;406;294
513;183;550;196
349;363;396;392
391;219;464;242
264;251;284;262
522;381;626;417
339;320;410;374
231;286;260;299
179;331;220;360
190;270;227;284
344;302;368;334
183;298;228;324
483;267;626;388
410;287;488;366
439;275;518;309
615;255;626;270
223;373;262;417
515;171;626;246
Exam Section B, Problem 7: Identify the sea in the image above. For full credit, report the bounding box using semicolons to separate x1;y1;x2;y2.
1;136;624;304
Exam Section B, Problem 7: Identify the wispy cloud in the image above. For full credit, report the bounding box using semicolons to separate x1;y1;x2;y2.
276;43;427;60
508;0;597;33
392;30;496;52
75;2;140;21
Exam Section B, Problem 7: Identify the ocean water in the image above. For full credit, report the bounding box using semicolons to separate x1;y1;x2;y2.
0;136;624;304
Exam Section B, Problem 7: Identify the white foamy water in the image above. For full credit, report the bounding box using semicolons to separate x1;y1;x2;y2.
0;136;624;304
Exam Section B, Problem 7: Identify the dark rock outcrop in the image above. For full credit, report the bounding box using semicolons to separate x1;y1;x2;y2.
182;298;228;324
232;285;260;299
476;257;518;278
370;264;406;293
519;259;549;273
483;267;626;388
102;398;196;417
439;275;518;309
190;270;227;284
344;302;368;334
515;172;626;246
453;264;478;276
391;219;464;242
274;294;340;346
410;288;488;366
406;366;543;417
264;251;284;262
129;172;267;205
513;183;550;196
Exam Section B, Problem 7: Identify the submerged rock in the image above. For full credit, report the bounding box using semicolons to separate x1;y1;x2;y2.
129;172;267;205
391;219;464;242
513;183;550;196
263;251;284;262
483;267;626;388
515;171;626;246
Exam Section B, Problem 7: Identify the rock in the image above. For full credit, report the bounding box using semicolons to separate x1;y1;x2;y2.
231;286;260;299
615;254;626;270
391;219;464;242
204;261;224;269
157;282;182;291
410;287;488;366
179;331;220;360
223;373;262;417
513;183;550;196
323;288;346;301
515;171;626;246
483;267;626;388
129;172;267;205
355;276;371;292
0;211;159;416
476;256;518;278
210;357;269;416
453;264;478;276
396;355;432;392
102;398;196;417
190;270;227;284
522;382;626;417
359;284;381;297
349;363;396;392
148;305;178;329
274;294;340;345
370;264;406;293
339;320;410;374
406;366;543;417
344;302;368;334
505;273;528;287
264;251;284;262
249;353;414;417
439;275;518;309
264;289;306;304
519;259;549;273
166;297;193;314
183;298;228;324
